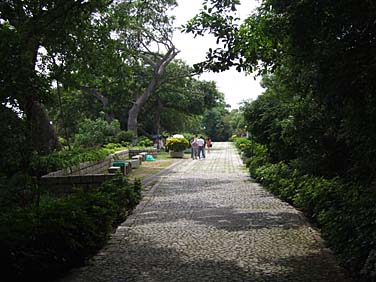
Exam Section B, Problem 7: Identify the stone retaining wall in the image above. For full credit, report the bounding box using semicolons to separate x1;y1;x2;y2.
39;174;116;196
129;148;158;158
112;149;130;160
44;149;130;177
39;148;155;195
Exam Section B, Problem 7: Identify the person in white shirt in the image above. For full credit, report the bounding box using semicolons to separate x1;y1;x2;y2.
197;136;205;159
191;136;199;159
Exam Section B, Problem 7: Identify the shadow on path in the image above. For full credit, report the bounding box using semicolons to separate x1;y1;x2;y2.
137;201;305;232
62;239;350;282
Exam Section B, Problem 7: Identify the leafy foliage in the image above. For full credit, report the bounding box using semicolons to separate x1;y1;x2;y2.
202;106;233;141
252;161;376;281
29;145;125;177
191;1;376;278
0;106;33;177
115;130;134;144
166;137;189;152
136;136;154;147
234;134;376;281
73;114;121;147
0;174;141;281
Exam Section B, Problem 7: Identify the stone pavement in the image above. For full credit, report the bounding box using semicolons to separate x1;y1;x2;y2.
59;142;352;282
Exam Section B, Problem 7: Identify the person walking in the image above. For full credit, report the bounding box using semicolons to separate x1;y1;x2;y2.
190;137;194;159
197;136;205;159
206;137;212;153
191;136;199;160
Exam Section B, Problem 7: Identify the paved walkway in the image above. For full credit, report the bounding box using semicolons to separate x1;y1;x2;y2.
59;142;352;282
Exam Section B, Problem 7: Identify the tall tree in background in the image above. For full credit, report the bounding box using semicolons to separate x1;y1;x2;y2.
202;104;232;141
139;60;224;135
110;0;179;139
49;0;180;140
0;0;109;154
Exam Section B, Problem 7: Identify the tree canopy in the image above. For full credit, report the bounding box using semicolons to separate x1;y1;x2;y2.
1;0;228;152
185;1;376;280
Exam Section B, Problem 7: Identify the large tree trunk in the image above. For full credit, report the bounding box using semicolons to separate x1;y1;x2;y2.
127;47;179;140
154;94;162;135
22;37;61;154
26;99;61;154
5;0;108;155
128;103;141;134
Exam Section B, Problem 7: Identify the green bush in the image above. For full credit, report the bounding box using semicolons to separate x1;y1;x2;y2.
247;146;269;174
102;143;125;151
182;133;194;142
253;162;297;202
136;136;153;147
233;137;269;170
233;137;251;151
0;192;114;281
99;174;142;224
0;173;37;209
317;184;376;280
0;174;142;281
115;130;134;144
73;115;121;147
166;137;189;152
29;145;127;176
249;157;376;281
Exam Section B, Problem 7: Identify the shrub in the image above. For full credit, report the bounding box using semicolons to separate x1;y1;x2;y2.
229;134;238;141
73;115;121;147
99;174;141;224
0;174;142;281
253;162;297;202
233;137;268;165
166;137;189;152
182;133;194;142
0;173;37;209
29;145;127;176
317;183;376;280
102;143;125;151
0;191;115;281
248;156;376;282
137;136;153;147
115;130;134;144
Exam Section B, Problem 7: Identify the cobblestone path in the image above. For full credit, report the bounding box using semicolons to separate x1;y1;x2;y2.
60;142;352;282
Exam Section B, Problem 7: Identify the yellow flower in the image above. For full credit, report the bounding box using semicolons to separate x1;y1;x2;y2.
166;137;189;152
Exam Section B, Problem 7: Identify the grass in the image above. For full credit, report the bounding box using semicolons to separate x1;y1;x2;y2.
127;151;189;181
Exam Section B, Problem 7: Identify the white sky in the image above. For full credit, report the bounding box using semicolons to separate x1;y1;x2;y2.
171;0;264;109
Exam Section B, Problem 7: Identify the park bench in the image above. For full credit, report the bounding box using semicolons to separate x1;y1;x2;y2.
112;160;131;175
108;166;121;174
131;155;143;164
129;159;140;169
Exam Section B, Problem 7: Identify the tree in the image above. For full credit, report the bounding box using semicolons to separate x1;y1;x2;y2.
184;3;376;278
184;0;376;178
108;0;179;139
227;108;246;137
202;104;232;141
137;60;223;135
49;0;181;140
0;105;32;177
0;0;109;154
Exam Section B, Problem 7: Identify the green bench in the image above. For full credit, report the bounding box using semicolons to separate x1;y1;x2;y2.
112;160;131;175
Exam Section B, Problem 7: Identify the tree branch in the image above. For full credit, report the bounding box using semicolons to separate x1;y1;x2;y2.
81;86;109;106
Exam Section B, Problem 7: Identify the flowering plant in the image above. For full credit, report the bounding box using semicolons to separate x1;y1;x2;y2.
166;137;189;152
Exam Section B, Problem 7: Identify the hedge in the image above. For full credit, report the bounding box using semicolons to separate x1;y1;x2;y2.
0;174;141;282
233;137;376;282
